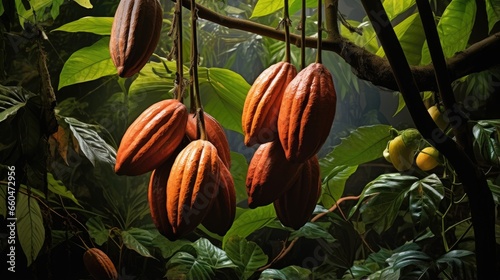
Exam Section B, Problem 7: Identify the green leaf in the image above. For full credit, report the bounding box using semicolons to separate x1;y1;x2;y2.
15;0;52;27
224;236;268;280
230;151;249;203
86;217;109;246
151;234;190;259
376;13;425;65
199;67;248;134
289;222;335;243
74;0;93;9
354;174;418;233
486;0;500;33
250;0;283;18
408;174;444;231
166;251;215;280
472;120;500;166
194;238;238;269
58;37;116;89
321;165;358;209
387;250;432;271
17;191;45;267
383;0;416;20
421;0;476;65
63;117;116;167
0;2;4;16
223;204;276;247
47;173;81;206
0;85;36;122
320;124;392;177
259;265;312;280
121;228;155;258
51;16;113;35
50;0;64;19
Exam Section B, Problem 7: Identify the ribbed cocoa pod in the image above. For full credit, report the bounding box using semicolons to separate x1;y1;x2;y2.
242;62;297;146
109;0;163;77
278;63;337;163
246;141;302;209
202;159;236;236
274;156;321;230
83;248;118;280
115;99;188;176
185;112;231;168
166;140;220;238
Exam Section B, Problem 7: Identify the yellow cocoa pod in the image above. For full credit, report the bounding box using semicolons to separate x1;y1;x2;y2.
428;105;448;131
416;147;440;171
388;130;421;172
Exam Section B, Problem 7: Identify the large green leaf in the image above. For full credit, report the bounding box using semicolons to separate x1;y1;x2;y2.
58;37;116;89
166;251;215;280
472;120;500;166
408;174;444;231
51;16;113;35
47;173;81;206
17;191;45;267
86;216;109;246
230;151;249;203
121;228;155;258
320;124;392;178
486;0;500;33
223;204;276;247
289;222;335;242
259;265;312;280
377;13;425;65
0;85;36;122
321;165;358;209
63;117;116;167
354;173;418;234
383;0;416;20
199;67;248;134
151;234;190;259
421;0;476;65
194;238;238;269
224;236;268;280
15;0;52;27
251;0;316;18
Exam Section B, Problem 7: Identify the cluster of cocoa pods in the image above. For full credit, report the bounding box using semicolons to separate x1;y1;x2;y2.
242;61;337;229
115;99;236;240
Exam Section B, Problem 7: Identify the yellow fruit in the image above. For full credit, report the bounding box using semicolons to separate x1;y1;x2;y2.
428;105;448;131
416;147;440;171
388;129;421;172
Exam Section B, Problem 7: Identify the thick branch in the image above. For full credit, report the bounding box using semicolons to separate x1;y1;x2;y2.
180;0;500;92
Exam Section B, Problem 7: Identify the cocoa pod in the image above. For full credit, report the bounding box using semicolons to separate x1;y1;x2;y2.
115;99;188;176
246;141;302;209
83;248;118;280
185;112;231;168
166;139;220;238
274;156;321;230
202;159;236;236
109;0;163;77
278;63;337;163
242;62;297;146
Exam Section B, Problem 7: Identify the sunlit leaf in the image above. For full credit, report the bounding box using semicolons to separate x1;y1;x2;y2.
224;236;268;280
51;16;113;35
74;0;93;9
383;0;416;20
17;191;45;267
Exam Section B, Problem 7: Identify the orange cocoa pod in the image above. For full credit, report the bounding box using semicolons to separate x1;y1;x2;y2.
166;140;220;238
109;0;163;77
278;63;337;163
242;62;297;146
83;248;118;280
115;99;188;176
202;159;236;236
246;141;302;209
273;156;321;230
185;112;231;168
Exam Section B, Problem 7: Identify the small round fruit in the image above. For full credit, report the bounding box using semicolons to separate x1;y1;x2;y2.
416;147;440;171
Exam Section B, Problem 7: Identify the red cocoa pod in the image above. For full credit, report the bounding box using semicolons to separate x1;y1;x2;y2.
185;111;231;168
273;156;321;230
109;0;163;77
242;62;297;146
115;99;188;176
83;248;118;280
202;159;236;236
246;141;302;209
278;63;337;163
166;140;220;238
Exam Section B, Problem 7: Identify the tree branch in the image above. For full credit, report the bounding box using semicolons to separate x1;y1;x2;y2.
178;0;500;93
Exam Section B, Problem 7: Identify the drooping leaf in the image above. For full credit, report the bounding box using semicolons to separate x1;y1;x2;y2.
194;238;238;269
62;117;116;167
408;174;444;231
58;37;116;89
166;251;215;280
259;265;312;280
51;16;113;35
16;191;45;267
47;173;81;206
321;165;358;209
223;204;276;247
230;151;249;203
121;228;155;258
0;85;36;122
320;124;392;177
224;236;268;280
74;0;93;9
86;216;109;246
421;0;476;65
